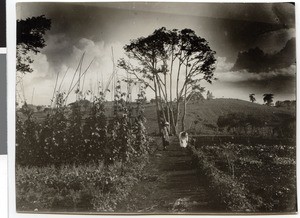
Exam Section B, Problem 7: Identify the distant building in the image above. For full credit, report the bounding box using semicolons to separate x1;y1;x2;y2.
68;99;92;111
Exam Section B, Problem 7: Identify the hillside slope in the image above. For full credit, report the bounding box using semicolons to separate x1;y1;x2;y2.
144;98;295;135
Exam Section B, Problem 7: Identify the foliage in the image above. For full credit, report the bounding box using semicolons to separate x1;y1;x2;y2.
249;94;256;103
17;15;51;73
217;112;264;135
217;111;295;138
16;157;150;212
275;100;296;110
16;81;150;166
16;82;152;212
82;94;108;163
263;94;274;106
36;93;68;166
16;104;42;165
119;27;216;133
132;84;149;156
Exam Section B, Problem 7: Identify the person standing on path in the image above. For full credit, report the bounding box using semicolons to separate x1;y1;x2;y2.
179;131;188;148
161;122;170;150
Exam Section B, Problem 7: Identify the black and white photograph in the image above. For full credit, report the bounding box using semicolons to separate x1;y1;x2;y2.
15;2;296;214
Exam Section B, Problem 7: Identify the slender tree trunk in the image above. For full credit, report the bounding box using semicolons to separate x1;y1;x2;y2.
181;82;188;132
175;102;180;134
170;109;176;135
181;59;189;132
175;57;183;134
181;102;187;131
157;75;166;122
169;52;175;134
170;47;174;104
164;73;170;125
154;76;161;133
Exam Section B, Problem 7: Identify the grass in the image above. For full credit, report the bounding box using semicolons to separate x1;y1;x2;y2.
144;98;295;134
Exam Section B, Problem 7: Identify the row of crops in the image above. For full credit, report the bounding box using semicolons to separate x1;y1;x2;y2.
190;137;296;213
16;85;156;212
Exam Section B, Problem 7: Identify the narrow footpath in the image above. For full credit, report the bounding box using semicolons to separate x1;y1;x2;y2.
116;137;221;214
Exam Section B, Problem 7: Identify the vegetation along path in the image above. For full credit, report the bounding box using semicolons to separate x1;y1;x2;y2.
116;137;221;214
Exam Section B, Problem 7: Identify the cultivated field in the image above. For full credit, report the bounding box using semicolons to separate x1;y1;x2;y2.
190;136;296;212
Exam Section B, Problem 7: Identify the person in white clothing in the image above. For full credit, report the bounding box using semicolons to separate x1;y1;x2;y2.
179;131;188;148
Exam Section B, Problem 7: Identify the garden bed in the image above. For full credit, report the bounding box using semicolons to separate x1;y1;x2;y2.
189;139;296;213
16;153;153;213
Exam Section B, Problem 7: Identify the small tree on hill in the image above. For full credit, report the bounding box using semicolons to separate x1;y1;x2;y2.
249;94;256;103
263;94;274;106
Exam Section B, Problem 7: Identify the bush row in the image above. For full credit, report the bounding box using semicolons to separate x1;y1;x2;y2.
189;146;262;212
16;85;149;166
217;112;296;138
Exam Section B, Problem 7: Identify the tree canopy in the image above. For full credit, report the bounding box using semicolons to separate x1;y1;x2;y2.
249;94;256;103
119;27;216;133
17;15;51;73
263;94;274;106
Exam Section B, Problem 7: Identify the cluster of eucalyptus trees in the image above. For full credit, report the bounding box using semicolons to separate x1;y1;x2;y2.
119;27;216;134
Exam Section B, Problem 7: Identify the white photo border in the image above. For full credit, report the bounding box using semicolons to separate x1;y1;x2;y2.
7;1;299;218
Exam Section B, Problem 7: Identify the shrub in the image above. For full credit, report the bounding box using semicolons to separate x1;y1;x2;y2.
16;104;42;166
16;82;150;166
82;95;108;163
16;156;150;212
16;81;152;212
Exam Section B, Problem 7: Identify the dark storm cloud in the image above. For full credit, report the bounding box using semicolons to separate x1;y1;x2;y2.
227;72;295;96
272;3;295;28
200;3;295;62
231;38;295;72
17;2;294;65
196;17;285;62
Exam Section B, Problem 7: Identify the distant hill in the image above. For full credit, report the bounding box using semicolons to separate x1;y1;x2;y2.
143;98;295;135
21;98;295;136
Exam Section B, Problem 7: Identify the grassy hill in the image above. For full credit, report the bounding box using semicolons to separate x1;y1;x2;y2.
144;98;295;135
19;98;295;136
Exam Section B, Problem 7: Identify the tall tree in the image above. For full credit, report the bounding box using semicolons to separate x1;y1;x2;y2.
263;94;274;106
119;27;216;133
17;15;51;73
249;93;256;103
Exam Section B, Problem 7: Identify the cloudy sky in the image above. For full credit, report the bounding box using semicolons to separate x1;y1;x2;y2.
16;2;295;105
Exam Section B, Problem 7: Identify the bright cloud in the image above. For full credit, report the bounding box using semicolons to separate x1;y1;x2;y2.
21;38;128;105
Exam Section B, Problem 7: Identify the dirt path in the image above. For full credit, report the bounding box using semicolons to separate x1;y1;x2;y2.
116;137;221;214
